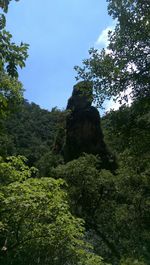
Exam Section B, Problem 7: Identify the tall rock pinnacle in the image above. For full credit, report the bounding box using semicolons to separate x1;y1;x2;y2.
63;81;115;169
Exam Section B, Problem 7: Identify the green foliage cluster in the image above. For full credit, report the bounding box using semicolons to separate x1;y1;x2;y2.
0;100;65;169
102;97;150;169
75;0;150;106
0;156;107;265
53;152;150;264
0;0;28;117
0;0;19;13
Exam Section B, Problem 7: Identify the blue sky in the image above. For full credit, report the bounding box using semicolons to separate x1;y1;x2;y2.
6;0;113;111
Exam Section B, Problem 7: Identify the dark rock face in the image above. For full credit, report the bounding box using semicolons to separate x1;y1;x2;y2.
67;81;93;110
63;81;115;169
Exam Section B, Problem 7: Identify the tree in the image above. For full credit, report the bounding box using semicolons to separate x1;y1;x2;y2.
0;156;107;265
53;153;150;264
0;73;23;117
102;97;150;173
75;0;150;106
0;0;28;117
0;100;65;167
0;0;19;13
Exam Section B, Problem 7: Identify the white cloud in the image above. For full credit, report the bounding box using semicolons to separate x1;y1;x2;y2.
95;24;115;48
105;98;121;112
105;87;133;113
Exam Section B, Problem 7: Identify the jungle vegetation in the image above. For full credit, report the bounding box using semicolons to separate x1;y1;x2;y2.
0;0;150;264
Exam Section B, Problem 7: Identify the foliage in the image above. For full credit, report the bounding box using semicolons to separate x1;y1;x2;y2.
0;0;28;117
0;94;149;265
119;257;147;265
0;0;19;12
36;151;64;177
0;155;37;184
0;72;23;117
0;156;107;265
53;152;150;264
0;100;65;168
53;154;106;217
102;97;150;173
75;0;150;106
0;1;149;264
0;14;28;77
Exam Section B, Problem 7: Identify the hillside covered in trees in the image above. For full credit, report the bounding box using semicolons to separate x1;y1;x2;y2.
0;0;150;265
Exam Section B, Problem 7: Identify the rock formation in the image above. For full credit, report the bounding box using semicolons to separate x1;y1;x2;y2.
63;81;115;170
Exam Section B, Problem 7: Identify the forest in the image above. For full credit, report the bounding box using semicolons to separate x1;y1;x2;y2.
0;0;150;264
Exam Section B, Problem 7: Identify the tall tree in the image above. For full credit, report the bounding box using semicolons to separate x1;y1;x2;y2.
0;0;28;117
53;153;150;264
75;0;150;106
0;156;107;265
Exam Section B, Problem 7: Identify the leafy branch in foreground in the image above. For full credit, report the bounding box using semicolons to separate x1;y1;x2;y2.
0;156;107;265
0;0;19;13
75;0;150;107
0;0;28;117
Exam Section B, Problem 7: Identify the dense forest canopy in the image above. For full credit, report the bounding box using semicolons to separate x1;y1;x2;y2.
0;1;150;265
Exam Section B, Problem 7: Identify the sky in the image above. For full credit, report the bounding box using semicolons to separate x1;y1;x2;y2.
6;0;114;112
